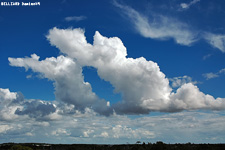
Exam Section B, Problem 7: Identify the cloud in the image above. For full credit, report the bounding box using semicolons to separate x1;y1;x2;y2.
203;72;219;80
203;54;212;60
9;54;110;115
168;83;225;111
1;87;225;143
8;27;225;115
169;76;197;88
47;27;172;114
0;88;59;121
113;1;198;46
64;16;87;22
204;33;225;52
114;1;225;53
46;27;225;113
203;68;225;80
1;100;225;144
15;100;56;118
0;88;23;121
180;0;200;10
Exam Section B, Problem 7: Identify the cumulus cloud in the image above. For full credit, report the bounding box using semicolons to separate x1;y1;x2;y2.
46;27;225;113
169;76;197;88
9;54;110;115
1;86;225;143
180;0;200;10
1;106;225;144
47;27;172;114
0;88;58;121
8;27;225;115
0;88;23;121
113;1;198;46
64;15;87;22
15;100;56;118
169;83;225;111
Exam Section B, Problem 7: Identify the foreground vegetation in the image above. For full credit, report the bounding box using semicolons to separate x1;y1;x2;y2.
1;142;225;150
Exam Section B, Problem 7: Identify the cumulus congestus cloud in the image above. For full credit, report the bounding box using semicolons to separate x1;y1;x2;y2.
8;27;225;115
8;54;110;115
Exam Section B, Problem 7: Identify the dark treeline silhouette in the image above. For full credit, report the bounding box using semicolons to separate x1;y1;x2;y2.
1;142;225;150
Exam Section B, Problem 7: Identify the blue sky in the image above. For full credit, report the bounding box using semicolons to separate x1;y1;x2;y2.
1;0;225;144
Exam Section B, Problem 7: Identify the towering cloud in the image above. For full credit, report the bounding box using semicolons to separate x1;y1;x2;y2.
47;28;172;114
8;54;110;115
8;28;225;115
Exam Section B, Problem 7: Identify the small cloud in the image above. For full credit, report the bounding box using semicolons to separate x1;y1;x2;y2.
169;76;197;88
219;68;225;74
203;54;212;60
204;32;225;53
203;72;219;80
203;68;225;80
180;3;189;9
64;16;87;22
180;0;200;10
26;74;32;79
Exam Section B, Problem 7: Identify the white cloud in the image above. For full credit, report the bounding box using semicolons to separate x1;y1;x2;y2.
47;27;172;114
203;54;212;60
1;88;225;143
203;72;219;80
114;1;225;53
46;27;225;113
180;0;200;10
204;33;225;52
169;76;197;88
219;68;225;74
8;27;225;115
0;125;12;133
0;88;22;121
114;1;198;46
9;54;110;115
1;102;225;144
203;68;225;80
64;16;87;22
169;83;225;111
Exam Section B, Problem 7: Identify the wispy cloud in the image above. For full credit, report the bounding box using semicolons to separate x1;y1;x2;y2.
180;0;200;10
64;16;87;22
114;1;198;46
203;68;225;80
204;33;225;52
203;54;213;60
114;1;225;53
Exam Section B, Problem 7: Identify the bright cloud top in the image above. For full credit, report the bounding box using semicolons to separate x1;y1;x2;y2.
8;27;225;115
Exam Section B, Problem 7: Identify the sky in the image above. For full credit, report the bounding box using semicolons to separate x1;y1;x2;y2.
1;0;225;144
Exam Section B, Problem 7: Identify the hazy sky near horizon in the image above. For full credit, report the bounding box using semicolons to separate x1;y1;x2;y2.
1;0;225;144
